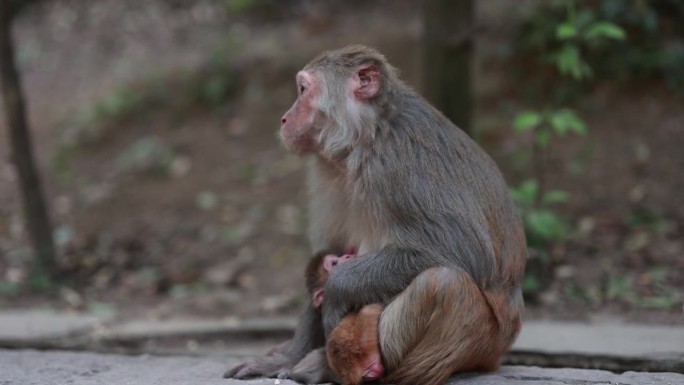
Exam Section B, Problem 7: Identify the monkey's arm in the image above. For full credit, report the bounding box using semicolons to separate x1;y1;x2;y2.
224;302;325;379
322;248;440;335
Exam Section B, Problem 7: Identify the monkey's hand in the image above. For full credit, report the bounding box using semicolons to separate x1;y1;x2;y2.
223;353;294;379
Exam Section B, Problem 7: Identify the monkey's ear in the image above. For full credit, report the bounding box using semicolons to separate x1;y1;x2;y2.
353;64;381;100
312;289;325;308
323;255;336;272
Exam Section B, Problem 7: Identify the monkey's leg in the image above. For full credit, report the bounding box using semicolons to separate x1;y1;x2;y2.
224;303;325;379
289;347;341;384
379;267;500;385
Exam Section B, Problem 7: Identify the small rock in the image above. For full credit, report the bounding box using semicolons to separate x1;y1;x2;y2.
170;156;192;178
236;273;256;289
54;196;73;215
196;191;219;211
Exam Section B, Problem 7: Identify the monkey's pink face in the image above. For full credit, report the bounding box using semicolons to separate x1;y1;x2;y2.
280;71;321;153
322;253;355;272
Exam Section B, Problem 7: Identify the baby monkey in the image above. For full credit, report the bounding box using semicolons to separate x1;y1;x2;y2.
305;251;385;384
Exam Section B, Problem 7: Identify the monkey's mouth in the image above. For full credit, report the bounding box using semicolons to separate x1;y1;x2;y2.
280;131;317;153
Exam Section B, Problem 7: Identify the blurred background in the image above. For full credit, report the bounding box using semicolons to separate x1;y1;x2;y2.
0;0;682;326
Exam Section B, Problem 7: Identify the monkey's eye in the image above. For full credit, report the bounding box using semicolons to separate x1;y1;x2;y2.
299;85;306;94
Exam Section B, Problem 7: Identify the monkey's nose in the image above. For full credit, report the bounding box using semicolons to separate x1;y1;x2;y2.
281;117;287;124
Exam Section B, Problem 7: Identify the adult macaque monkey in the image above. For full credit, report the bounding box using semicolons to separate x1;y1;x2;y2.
225;45;526;385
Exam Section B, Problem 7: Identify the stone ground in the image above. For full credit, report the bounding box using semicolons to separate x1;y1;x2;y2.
2;349;684;385
1;309;683;384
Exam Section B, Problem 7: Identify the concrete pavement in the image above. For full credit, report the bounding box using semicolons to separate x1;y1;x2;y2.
2;349;683;385
2;309;683;370
1;309;683;383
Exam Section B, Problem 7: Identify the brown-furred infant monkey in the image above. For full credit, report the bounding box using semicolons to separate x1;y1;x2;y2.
303;251;384;385
326;304;384;385
305;251;356;310
225;45;527;385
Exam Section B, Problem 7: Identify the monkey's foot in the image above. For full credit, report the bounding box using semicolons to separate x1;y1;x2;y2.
223;354;293;380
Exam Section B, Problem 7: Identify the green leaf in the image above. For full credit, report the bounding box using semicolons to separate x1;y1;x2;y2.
575;62;593;80
638;294;680;310
0;282;19;296
607;276;634;301
513;111;542;132
510;180;538;207
585;21;626;41
556;22;578;40
564;282;585;301
196;191;219;210
30;273;53;291
584;284;603;307
554;45;592;80
535;130;551;147
227;0;258;12
542;190;570;205
116;136;175;174
623;232;650;253
202;74;235;106
549;109;587;135
522;274;541;293
648;267;669;283
527;210;568;240
88;301;117;317
555;44;580;74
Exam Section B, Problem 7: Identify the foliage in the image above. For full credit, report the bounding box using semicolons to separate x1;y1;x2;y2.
564;265;681;310
514;108;587;146
550;1;626;80
509;0;684;307
518;0;684;94
221;0;294;20
511;0;619;299
115;136;176;176
511;180;569;246
511;179;570;297
510;106;588;262
57;56;240;150
52;44;242;183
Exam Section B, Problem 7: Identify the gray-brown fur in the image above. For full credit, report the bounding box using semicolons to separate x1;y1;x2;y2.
225;45;526;385
379;267;501;385
290;348;340;384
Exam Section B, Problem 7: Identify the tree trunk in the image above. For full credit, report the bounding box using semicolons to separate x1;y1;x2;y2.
0;1;57;277
423;0;475;136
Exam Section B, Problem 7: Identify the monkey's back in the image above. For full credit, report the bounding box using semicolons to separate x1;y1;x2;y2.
345;85;526;347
